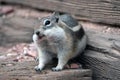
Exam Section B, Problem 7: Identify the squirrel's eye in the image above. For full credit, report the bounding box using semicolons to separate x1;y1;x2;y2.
44;20;51;26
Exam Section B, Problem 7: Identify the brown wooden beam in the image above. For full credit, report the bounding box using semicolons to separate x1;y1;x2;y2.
0;0;120;26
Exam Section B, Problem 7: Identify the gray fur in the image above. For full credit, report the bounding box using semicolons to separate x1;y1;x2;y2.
60;14;78;28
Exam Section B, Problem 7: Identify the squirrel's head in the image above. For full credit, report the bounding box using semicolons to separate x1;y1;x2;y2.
38;12;59;30
33;12;65;41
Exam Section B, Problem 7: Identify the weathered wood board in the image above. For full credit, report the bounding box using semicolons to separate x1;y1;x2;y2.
0;0;120;25
80;29;120;80
0;16;38;46
0;57;92;80
0;60;92;80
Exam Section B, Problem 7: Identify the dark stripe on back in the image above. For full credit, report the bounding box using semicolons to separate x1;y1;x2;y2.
60;14;78;28
74;27;85;40
59;14;85;40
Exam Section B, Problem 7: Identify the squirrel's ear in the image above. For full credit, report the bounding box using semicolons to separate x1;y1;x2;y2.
52;11;60;17
52;12;60;23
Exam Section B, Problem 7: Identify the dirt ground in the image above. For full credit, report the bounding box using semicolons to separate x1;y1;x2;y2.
0;4;119;80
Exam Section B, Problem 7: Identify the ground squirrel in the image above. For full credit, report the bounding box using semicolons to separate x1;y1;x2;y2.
33;12;87;72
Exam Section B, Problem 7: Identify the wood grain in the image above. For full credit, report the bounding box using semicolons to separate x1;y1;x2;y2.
1;0;120;25
0;61;92;80
80;29;120;80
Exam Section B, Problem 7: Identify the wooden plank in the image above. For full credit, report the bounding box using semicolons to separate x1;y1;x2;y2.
1;0;120;25
79;28;120;80
85;28;120;59
0;16;38;46
0;60;92;80
81;50;120;80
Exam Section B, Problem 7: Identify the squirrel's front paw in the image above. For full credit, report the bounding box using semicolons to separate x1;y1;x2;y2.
34;64;44;72
52;67;62;71
34;66;42;72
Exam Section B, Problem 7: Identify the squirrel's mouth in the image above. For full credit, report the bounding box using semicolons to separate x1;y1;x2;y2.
38;35;45;40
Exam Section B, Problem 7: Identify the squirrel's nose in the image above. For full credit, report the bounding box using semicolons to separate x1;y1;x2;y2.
35;31;40;36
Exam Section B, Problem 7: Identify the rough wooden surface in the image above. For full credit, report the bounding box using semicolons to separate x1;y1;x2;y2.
0;0;120;25
0;16;36;46
0;59;92;80
80;26;120;80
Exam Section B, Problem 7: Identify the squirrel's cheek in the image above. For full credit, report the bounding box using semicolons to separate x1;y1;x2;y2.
44;29;52;36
